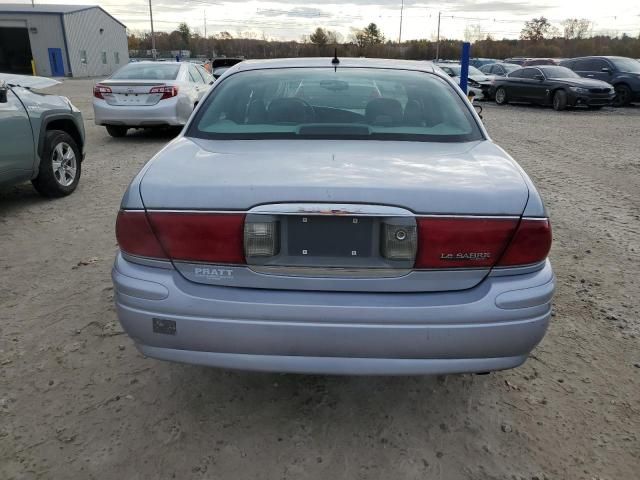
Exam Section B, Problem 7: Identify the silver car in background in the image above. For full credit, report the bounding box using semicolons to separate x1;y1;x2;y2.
93;61;214;137
112;58;555;376
436;63;494;100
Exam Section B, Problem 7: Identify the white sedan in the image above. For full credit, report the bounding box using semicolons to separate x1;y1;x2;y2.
93;61;214;137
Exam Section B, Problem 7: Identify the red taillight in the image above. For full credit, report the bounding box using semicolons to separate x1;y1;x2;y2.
414;216;552;269
116;211;167;259
147;212;245;264
149;85;178;100
93;84;112;99
415;217;518;268
497;218;552;266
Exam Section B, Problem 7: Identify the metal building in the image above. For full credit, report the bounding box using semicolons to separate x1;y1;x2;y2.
0;4;129;77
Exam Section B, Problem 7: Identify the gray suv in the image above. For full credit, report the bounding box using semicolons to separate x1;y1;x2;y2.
0;75;84;197
560;56;640;106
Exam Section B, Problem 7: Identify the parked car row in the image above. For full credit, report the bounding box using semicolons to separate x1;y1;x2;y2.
559;56;640;106
468;56;640;109
471;57;561;68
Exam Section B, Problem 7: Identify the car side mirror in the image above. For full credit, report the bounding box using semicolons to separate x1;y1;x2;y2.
209;80;214;85
534;74;544;81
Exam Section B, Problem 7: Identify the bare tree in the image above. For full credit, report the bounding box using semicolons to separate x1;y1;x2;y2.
326;30;343;45
562;18;592;39
464;24;483;43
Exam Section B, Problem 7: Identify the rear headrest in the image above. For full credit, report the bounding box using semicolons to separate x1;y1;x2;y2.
403;99;423;126
246;100;266;124
365;98;403;126
267;97;309;123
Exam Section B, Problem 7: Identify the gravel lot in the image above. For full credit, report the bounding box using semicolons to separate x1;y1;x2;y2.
1;78;639;480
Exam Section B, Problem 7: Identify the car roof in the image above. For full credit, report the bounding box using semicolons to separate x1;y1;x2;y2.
130;61;183;65
566;56;629;60
235;57;436;74
537;65;564;69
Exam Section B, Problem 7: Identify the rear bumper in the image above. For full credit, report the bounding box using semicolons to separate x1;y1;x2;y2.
93;98;186;127
137;347;529;375
112;253;555;375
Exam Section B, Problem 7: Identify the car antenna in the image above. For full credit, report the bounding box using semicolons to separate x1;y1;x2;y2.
332;48;339;71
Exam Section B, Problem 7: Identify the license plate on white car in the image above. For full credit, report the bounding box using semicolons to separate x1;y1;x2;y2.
114;94;147;104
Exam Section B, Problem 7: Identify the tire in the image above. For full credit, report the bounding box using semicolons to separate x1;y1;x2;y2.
552;90;567;111
495;87;508;105
106;125;128;137
613;84;632;107
32;130;81;198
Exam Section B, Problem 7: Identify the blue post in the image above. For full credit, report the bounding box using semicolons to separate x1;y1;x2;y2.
460;42;470;95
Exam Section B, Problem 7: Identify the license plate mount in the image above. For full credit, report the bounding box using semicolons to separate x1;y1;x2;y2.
288;216;373;258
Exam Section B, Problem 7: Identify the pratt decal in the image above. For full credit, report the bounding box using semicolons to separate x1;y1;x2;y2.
194;267;234;280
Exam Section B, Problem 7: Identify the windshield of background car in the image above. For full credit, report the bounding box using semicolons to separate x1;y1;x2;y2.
188;68;483;142
611;58;640;73
542;66;580;78
110;64;180;80
504;64;520;73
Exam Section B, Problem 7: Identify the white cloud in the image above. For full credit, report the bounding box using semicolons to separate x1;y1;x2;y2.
8;0;639;40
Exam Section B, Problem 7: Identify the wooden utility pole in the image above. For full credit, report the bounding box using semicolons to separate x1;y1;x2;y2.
435;11;441;60
398;0;404;44
149;0;156;60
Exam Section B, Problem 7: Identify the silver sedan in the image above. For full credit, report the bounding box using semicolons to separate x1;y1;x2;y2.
112;58;555;375
93;61;213;137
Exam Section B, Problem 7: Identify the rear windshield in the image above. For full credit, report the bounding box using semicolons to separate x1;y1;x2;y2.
213;67;230;77
110;63;180;80
188;68;483;142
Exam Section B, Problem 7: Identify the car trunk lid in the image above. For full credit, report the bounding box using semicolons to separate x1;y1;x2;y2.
140;138;528;214
138;138;532;292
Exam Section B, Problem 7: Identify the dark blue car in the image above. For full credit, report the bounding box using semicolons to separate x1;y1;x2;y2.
560;56;640;106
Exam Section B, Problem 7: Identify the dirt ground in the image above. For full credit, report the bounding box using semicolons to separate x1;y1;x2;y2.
1;78;639;480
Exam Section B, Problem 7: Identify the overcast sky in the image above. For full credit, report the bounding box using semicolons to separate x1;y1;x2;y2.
6;1;640;40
